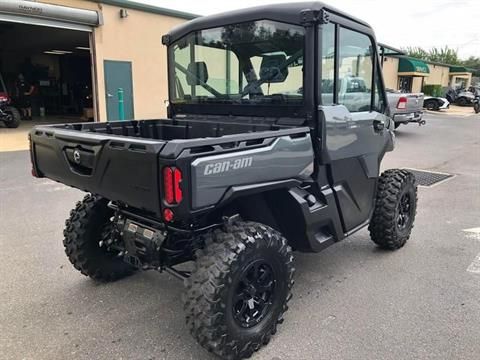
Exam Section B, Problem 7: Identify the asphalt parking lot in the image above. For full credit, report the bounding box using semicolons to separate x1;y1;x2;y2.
0;112;479;360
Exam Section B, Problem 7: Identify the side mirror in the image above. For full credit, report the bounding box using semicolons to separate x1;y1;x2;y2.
186;61;209;86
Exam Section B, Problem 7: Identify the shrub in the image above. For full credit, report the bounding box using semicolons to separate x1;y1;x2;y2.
422;84;443;97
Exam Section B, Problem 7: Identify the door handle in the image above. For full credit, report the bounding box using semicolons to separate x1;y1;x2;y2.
107;93;113;98
373;119;385;132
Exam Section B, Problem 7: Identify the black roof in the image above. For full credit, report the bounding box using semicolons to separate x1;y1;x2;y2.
166;2;372;43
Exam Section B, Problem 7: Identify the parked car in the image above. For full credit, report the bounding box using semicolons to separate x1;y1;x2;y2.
28;4;418;359
423;96;450;111
386;89;425;128
446;86;477;106
0;72;21;128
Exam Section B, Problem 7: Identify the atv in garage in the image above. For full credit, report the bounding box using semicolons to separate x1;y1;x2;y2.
0;72;20;128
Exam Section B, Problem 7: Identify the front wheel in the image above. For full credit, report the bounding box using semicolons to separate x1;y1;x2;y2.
474;102;480;114
3;106;21;128
184;221;294;359
369;169;417;250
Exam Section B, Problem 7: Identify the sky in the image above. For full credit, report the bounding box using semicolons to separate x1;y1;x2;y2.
134;0;479;59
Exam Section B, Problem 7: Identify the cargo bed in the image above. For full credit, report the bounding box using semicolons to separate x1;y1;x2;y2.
30;117;309;215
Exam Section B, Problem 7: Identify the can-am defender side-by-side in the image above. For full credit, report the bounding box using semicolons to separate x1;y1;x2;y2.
29;3;417;359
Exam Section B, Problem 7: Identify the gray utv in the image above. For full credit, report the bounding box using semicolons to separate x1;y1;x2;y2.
29;2;417;359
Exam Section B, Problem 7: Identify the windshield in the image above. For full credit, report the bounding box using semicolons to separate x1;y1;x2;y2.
170;20;305;106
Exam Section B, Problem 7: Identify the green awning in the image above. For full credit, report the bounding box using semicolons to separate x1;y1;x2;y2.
398;57;430;74
449;65;470;73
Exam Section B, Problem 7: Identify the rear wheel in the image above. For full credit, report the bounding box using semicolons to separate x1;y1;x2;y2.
457;97;468;106
184;221;294;359
369;169;417;250
3;106;21;128
63;194;135;282
424;99;439;111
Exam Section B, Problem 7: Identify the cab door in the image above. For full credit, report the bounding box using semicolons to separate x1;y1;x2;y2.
318;19;393;232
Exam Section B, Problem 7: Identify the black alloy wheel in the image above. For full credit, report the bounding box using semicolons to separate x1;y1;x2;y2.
397;192;413;231
232;259;276;328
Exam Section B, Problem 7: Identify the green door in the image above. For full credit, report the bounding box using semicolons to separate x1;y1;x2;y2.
104;60;134;120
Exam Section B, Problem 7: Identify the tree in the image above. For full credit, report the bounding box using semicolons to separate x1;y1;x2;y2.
403;46;460;64
461;56;480;76
404;46;429;60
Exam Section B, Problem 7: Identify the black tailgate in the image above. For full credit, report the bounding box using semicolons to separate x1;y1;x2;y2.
30;126;166;215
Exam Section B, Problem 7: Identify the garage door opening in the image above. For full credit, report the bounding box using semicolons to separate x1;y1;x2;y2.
0;22;94;125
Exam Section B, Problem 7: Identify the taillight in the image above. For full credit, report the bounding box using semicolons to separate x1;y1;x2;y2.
173;167;183;203
163;166;182;205
397;97;407;109
163;167;174;204
163;208;174;222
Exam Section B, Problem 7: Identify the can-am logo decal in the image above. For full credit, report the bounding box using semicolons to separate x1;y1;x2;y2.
203;157;253;175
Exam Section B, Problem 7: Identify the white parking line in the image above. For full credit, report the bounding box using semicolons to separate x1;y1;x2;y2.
463;227;480;241
464;228;480;274
467;253;480;274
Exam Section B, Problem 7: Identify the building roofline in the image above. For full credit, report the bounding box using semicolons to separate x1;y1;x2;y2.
93;0;198;20
385;54;474;71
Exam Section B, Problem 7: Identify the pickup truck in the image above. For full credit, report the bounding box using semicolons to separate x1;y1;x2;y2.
29;3;418;359
386;89;425;128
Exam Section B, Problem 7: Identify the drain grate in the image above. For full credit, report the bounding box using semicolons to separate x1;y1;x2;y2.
402;168;454;187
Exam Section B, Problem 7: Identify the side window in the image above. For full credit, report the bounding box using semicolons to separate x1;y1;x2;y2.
320;23;335;105
337;28;373;112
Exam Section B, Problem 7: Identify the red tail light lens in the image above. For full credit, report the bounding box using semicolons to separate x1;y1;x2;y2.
163;166;182;205
173;168;183;203
397;97;407;109
163;167;174;204
163;208;174;222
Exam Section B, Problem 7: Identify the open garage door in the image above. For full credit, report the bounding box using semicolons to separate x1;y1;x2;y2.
0;0;100;31
0;1;100;127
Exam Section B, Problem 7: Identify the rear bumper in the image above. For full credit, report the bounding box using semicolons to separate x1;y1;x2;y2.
393;111;424;124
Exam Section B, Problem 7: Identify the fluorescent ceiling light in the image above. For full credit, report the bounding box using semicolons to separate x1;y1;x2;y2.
75;46;90;50
51;50;73;54
44;51;64;55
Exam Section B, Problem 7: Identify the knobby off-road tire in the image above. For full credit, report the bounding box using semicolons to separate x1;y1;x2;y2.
3;106;21;128
369;169;417;250
63;194;135;282
184;221;294;360
474;102;480;114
